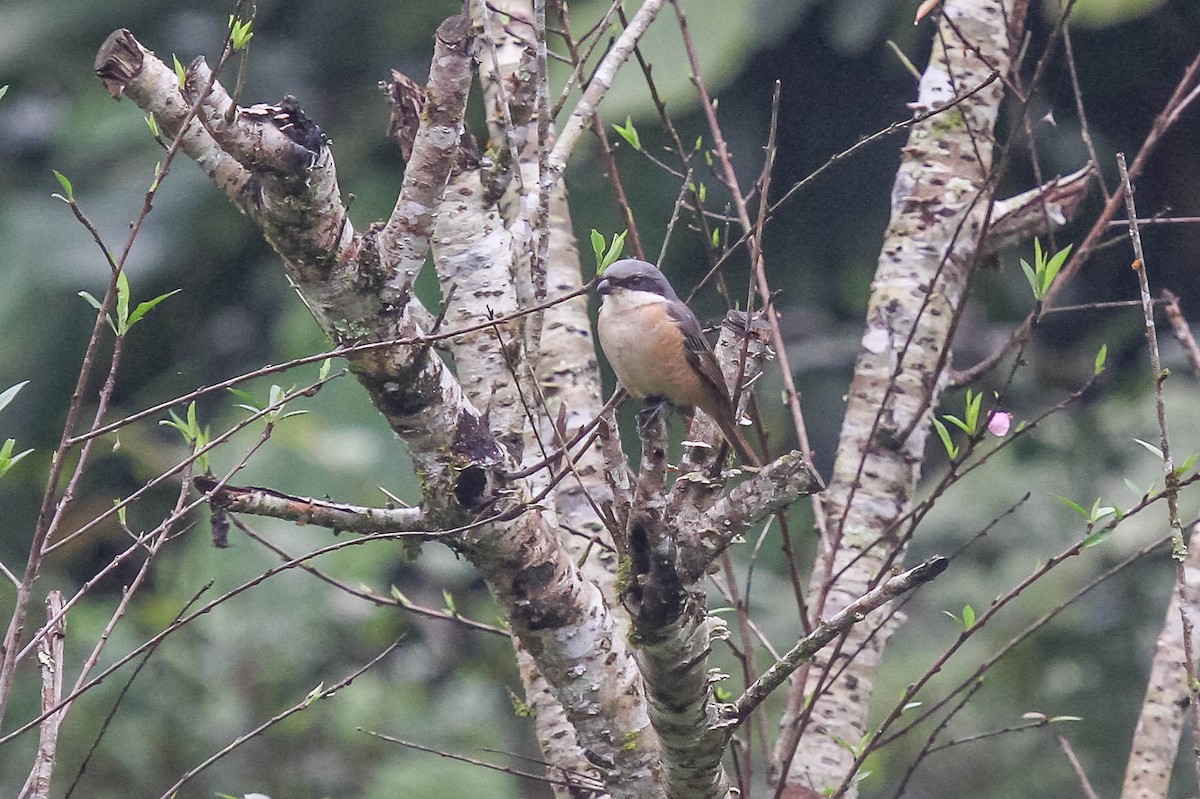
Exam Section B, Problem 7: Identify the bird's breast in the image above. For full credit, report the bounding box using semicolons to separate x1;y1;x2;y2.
598;293;709;407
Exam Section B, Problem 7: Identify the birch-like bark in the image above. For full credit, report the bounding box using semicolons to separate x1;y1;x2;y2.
17;593;65;799
777;2;1019;795
1120;528;1200;798
95;23;664;799
621;320;820;799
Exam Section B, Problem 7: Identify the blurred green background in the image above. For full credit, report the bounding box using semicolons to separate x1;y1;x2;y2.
2;0;1200;796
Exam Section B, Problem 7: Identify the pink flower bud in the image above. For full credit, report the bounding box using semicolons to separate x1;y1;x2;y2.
987;411;1012;437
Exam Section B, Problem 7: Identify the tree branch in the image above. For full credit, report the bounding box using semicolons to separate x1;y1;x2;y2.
780;2;1015;793
735;556;948;721
193;476;428;533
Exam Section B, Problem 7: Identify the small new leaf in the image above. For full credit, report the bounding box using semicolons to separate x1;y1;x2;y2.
115;271;132;333
78;291;117;334
943;414;971;434
593;230;627;273
303;682;325;707
612;116;641;150
51;169;74;203
1055;495;1089;520
0;381;29;415
1022;240;1074;300
590;229;606;268
931;417;958;459
0;438;34;479
228;387;262;411
229;16;255;50
172;54;187;90
1087;496;1115;524
127;289;182;331
944;605;975;631
1093;343;1108;375
1132;437;1164;460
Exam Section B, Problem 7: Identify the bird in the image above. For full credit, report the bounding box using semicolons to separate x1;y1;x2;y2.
595;258;761;467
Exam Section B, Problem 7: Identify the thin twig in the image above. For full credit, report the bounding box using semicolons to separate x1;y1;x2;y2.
361;728;607;794
157;639;404;798
1058;734;1102;799
1117;151;1200;788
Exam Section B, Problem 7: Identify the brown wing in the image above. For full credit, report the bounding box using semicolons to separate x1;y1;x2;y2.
664;299;733;404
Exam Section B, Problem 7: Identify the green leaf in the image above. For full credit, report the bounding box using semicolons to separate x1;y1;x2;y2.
1020;258;1038;298
1049;715;1083;724
0;439;33;479
943;414;971;434
965;389;983;433
1081;528;1111;549
1041;243;1073;294
229;16;255;50
698;182;707;203
303;682;325;707
1093;343;1108;375
961;604;976;629
1132;437;1164;460
0;381;29;415
318;358;332;381
228;388;262;410
172;54;187;89
114;499;127;526
51;169;74;202
711;228;720;247
78;291;117;334
612;116;641;150
126;289;181;331
1055;495;1089;519
1087;496;1115;523
145;113;161;139
596;231;627;272
115;271;131;333
1123;477;1144;498
931;417;957;458
442;589;457;614
591;229;606;270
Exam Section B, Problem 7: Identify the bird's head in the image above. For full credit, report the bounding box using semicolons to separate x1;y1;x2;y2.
596;259;680;301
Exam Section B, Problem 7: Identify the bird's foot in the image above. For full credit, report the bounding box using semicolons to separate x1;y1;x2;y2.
637;398;669;433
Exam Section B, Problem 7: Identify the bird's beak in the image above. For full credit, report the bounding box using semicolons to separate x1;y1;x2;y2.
596;277;612;295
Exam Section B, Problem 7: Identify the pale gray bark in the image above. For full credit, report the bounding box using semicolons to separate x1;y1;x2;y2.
777;2;1020;795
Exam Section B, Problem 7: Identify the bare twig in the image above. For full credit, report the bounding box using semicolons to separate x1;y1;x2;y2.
1117;151;1200;788
1163;290;1200;378
1059;734;1102;799
157;639;404;798
733;556;948;720
360;728;606;794
547;0;666;184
